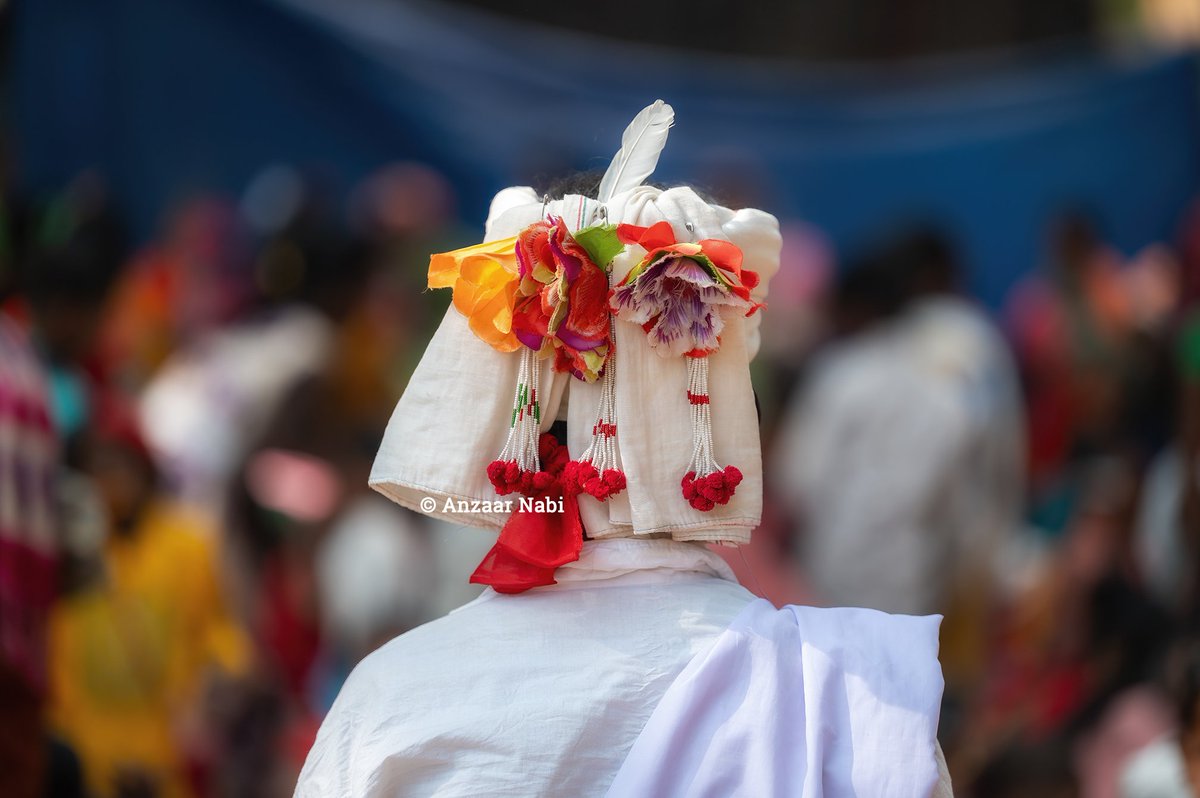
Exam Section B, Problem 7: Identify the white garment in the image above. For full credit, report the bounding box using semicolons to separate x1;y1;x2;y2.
775;297;1021;615
139;305;333;509
295;538;951;797
903;297;1024;585
775;322;971;615
607;599;945;797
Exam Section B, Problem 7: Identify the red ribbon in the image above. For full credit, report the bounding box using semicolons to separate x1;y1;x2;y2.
469;435;584;594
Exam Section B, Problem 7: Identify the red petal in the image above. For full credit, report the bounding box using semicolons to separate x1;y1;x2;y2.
616;223;649;245
697;238;743;274
564;261;611;341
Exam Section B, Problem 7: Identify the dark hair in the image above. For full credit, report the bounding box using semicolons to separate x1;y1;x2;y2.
892;227;962;296
833;248;908;323
535;171;725;207
536;171;604;201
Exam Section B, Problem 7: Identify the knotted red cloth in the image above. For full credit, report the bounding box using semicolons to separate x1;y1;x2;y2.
469;433;584;593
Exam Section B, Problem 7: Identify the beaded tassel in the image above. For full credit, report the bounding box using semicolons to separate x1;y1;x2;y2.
488;348;555;495
680;355;742;511
563;308;626;501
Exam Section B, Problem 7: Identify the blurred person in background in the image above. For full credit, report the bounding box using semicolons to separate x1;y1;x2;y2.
773;227;1021;625
773;241;934;612
0;207;82;798
20;177;127;446
1005;211;1142;532
136;172;342;516
47;398;251;798
99;197;254;396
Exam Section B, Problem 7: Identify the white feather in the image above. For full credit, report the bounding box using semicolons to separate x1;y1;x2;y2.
596;100;675;203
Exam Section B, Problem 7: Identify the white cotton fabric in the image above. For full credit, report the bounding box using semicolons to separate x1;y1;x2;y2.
605;599;945;797
295;538;950;798
369;186;781;544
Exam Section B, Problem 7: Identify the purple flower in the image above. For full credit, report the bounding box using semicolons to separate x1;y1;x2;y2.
611;255;741;357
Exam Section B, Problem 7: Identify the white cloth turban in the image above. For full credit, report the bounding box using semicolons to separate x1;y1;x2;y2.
370;102;781;546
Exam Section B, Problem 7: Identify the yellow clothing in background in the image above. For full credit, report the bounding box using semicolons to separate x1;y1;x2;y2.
48;502;250;798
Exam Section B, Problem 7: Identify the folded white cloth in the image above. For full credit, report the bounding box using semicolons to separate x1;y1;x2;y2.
607;598;945;797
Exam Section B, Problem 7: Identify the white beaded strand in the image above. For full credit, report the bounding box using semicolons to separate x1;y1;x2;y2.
686;356;719;477
497;347;542;472
578;274;622;476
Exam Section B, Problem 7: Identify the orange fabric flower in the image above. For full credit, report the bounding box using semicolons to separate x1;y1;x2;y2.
428;236;521;352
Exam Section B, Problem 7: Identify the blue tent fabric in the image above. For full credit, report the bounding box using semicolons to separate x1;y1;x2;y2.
12;0;1200;307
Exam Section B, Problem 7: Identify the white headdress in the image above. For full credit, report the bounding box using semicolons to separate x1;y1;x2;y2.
370;101;780;589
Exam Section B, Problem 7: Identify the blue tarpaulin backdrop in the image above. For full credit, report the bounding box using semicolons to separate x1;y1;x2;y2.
11;0;1200;306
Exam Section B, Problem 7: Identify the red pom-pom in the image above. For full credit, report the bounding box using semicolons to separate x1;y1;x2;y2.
518;471;535;494
698;472;723;502
561;461;583;495
487;460;506;485
601;469;626;495
488;459;515;495
531;471;555;491
504;462;521;483
690;496;716;512
583;477;609;501
680;471;696;501
723;465;743;489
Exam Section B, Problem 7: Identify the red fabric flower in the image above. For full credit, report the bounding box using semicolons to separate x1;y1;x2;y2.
611;221;761;358
511;218;612;382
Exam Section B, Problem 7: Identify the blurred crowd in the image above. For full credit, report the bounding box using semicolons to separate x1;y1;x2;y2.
2;157;1200;798
0;164;495;798
756;204;1200;797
